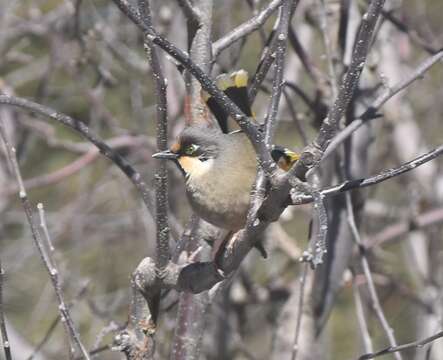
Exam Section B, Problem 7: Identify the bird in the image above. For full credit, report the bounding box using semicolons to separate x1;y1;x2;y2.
153;70;299;256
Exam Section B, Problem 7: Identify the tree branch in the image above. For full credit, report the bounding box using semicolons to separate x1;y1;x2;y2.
212;0;283;58
325;49;443;159
358;330;443;360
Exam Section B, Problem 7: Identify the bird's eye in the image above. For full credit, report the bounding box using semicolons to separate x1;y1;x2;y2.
184;144;199;156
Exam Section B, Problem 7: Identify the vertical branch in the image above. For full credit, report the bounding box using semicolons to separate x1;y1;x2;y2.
139;0;170;273
317;0;338;100
0;118;90;360
290;263;308;360
0;258;11;360
185;0;214;126
264;0;293;147
170;218;212;360
289;0;386;180
352;275;374;354
114;4;171;357
345;193;403;360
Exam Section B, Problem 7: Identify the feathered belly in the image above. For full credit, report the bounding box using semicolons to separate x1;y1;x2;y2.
186;181;252;230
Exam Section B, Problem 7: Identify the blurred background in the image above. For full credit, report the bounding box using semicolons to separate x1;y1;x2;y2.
0;0;443;359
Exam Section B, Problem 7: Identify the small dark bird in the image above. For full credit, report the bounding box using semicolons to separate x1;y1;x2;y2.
153;70;299;255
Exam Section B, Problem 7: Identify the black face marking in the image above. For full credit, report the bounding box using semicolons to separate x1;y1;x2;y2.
176;127;220;159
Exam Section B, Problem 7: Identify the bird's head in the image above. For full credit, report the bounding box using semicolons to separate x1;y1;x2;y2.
152;126;222;179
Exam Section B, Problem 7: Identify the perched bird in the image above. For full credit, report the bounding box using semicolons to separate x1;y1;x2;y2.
153;70;299;255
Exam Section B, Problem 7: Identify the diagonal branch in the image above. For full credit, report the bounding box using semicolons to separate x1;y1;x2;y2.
288;0;386;181
0;94;155;216
212;0;283;57
0;113;90;360
325;49;443;159
292;144;443;204
358;330;443;360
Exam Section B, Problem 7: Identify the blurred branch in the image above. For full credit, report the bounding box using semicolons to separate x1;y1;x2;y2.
352;275;374;354
290;263;308;360
288;0;386;181
0;258;11;360
346;193;402;360
0;118;90;359
380;8;440;54
1;150;97;196
358;330;443;360
0;95;156;216
248;1;297;104
212;0;283;57
317;0;338;99
176;0;201;27
367;207;443;249
325;49;443;159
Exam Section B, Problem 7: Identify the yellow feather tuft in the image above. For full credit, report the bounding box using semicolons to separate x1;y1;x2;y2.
232;70;248;88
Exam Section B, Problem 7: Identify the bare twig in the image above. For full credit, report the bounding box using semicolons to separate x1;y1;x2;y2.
367;207;443;249
212;0;283;57
290;262;308;360
317;0;338;100
358;330;443;360
0;118;90;359
345;193;402;360
0;259;11;360
352;275;374;354
325;49;443;159
288;0;386;181
292;144;443;204
0;95;155;216
264;0;292;146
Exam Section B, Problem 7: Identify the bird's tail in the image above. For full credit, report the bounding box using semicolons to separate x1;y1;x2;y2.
202;70;252;134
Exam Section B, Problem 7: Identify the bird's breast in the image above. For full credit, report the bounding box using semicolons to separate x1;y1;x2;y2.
185;169;254;230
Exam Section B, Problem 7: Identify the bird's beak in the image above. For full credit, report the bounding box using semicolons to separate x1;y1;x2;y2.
152;150;178;160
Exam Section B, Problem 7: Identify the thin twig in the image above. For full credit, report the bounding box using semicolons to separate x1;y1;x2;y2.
0;118;90;359
358;330;443;360
288;0;386;181
282;87;309;146
0;94;155;216
27;283;89;360
264;0;292;147
292;144;443;204
352;275;374;354
325;49;443;159
290;262;308;360
212;0;283;57
317;0;338;100
0;258;11;360
345;193;402;360
367;207;443;249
